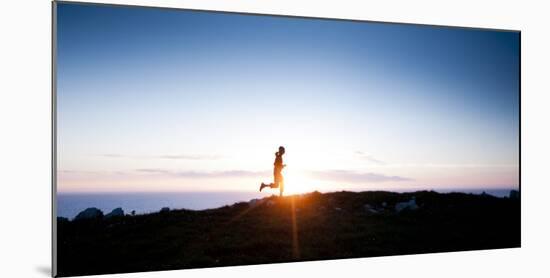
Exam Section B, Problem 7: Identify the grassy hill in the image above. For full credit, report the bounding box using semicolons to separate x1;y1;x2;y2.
56;190;520;277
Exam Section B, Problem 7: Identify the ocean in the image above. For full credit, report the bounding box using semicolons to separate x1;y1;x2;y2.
56;191;261;219
56;188;518;219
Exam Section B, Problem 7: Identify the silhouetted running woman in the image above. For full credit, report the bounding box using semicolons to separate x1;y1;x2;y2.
260;146;286;197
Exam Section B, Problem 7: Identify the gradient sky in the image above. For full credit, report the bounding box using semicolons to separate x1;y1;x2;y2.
56;3;519;194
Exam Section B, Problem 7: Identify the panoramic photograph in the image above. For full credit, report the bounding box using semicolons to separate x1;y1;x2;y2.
54;2;520;277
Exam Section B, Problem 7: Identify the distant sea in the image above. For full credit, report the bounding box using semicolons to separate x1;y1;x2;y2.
56;188;518;219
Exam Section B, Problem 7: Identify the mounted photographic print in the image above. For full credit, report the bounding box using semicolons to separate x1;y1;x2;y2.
53;1;520;277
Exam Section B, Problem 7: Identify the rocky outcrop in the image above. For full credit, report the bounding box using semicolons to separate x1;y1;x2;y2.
395;197;419;212
509;190;520;200
105;208;124;218
74;207;104;221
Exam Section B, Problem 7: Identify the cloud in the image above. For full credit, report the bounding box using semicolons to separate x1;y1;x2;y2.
155;154;223;160
352;152;517;169
59;168;269;180
367;163;519;168
135;169;269;178
354;151;385;165
100;153;222;160
309;170;413;183
57;170;128;178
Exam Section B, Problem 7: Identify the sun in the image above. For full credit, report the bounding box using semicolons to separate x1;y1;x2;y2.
284;170;316;195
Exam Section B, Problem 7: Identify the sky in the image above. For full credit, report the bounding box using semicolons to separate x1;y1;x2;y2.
56;3;520;194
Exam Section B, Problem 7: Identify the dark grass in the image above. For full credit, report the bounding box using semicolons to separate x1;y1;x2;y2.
56;190;520;277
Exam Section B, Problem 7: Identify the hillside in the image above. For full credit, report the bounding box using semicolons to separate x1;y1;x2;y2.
56;190;520;277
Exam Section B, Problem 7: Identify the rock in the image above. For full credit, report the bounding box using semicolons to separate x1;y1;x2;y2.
395;198;418;213
160;207;170;213
266;200;276;206
364;204;380;214
509;190;520;199
334;207;342;211
249;199;260;206
105;207;124;218
381;202;387;207
74;207;103;220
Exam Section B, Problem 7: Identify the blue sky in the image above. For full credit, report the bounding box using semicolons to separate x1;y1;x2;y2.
56;3;519;193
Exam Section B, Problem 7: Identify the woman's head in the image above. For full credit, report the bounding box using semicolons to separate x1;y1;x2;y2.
278;146;285;155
